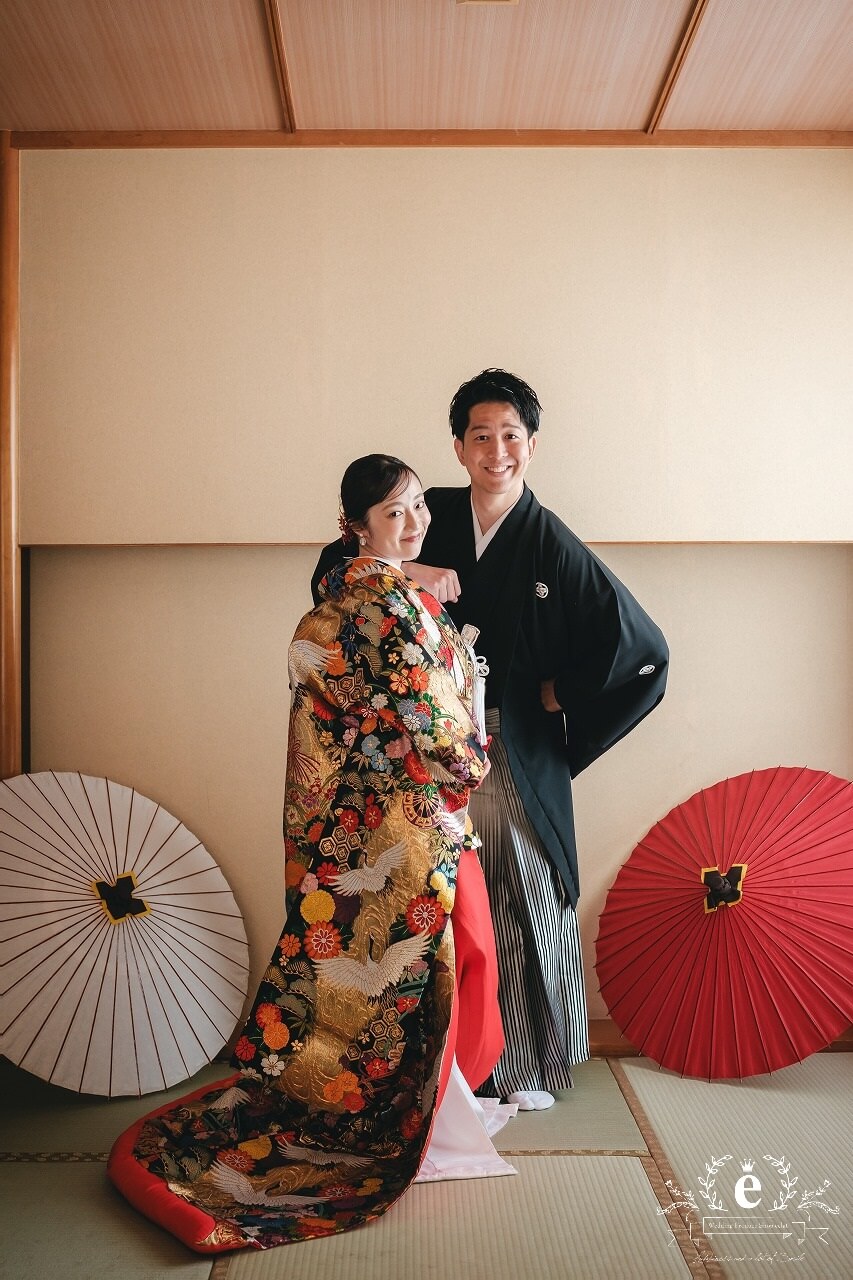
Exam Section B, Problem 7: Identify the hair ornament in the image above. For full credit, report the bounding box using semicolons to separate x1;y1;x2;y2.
338;505;356;543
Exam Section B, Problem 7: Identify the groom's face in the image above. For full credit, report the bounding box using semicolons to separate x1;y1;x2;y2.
453;401;536;500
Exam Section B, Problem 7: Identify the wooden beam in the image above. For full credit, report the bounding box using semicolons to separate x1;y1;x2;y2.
647;0;712;135
822;1025;853;1052
0;131;21;780
263;0;296;132
10;129;853;149
588;1019;636;1057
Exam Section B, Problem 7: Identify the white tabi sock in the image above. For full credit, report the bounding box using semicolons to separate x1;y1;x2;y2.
504;1090;555;1111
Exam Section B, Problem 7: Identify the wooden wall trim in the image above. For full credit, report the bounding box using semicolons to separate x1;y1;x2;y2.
19;540;853;550
0;131;21;780
263;0;296;132
647;0;711;135
11;129;853;150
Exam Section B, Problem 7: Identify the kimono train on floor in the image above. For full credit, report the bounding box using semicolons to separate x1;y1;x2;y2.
108;558;499;1252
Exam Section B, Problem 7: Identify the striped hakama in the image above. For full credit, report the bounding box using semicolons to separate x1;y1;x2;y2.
469;709;590;1096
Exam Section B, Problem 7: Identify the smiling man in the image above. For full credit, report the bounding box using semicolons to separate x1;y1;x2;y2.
313;368;668;1110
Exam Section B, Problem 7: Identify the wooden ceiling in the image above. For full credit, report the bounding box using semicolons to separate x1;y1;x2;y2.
1;0;851;145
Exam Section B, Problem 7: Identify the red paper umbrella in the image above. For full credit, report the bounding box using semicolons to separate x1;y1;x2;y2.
595;767;853;1079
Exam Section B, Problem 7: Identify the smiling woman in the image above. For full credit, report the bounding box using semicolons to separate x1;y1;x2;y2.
107;453;510;1253
339;454;431;565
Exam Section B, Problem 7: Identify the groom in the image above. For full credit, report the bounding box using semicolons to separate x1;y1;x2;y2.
313;369;668;1109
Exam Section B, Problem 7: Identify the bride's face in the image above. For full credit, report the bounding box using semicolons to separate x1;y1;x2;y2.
356;472;431;566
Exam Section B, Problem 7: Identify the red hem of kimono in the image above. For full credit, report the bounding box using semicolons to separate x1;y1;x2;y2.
418;849;503;1176
107;1073;256;1255
451;848;504;1092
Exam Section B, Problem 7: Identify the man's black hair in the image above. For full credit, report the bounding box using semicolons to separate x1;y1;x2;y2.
449;368;542;440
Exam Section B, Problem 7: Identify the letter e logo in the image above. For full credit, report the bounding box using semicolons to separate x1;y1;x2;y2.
735;1174;762;1208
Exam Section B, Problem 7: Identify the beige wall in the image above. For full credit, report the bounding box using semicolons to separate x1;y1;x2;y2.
28;547;316;1009
19;147;853;1022
20;148;853;545
28;543;853;1018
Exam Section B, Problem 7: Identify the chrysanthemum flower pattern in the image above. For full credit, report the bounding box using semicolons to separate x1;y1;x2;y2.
304;921;342;960
405;894;446;936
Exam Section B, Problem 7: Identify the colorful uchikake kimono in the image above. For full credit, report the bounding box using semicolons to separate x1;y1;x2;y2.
108;557;496;1252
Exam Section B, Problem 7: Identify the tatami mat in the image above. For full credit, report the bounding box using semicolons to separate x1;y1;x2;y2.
0;1058;229;1153
493;1058;647;1154
221;1154;691;1280
0;1164;212;1280
621;1056;853;1280
5;1051;848;1279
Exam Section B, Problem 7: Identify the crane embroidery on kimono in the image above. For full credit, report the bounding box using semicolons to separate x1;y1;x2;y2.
276;1140;371;1169
313;931;430;1000
210;1162;325;1209
329;841;406;895
288;638;336;687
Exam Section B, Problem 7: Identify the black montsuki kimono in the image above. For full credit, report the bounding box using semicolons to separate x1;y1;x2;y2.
312;485;668;906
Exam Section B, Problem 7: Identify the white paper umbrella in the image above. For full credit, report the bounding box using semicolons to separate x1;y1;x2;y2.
0;772;250;1096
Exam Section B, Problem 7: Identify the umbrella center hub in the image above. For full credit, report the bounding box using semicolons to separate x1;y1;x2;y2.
93;872;150;924
703;864;747;912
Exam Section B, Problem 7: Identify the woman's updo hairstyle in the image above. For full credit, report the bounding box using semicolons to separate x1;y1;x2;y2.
338;454;419;542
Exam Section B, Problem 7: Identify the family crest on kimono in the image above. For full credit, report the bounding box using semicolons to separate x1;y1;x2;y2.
108;454;511;1253
314;370;669;1112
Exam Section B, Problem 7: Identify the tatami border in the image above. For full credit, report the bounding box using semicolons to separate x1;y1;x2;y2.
498;1146;647;1157
0;1150;109;1162
608;1058;726;1279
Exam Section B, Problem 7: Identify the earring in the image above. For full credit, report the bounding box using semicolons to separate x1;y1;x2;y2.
359;536;366;545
